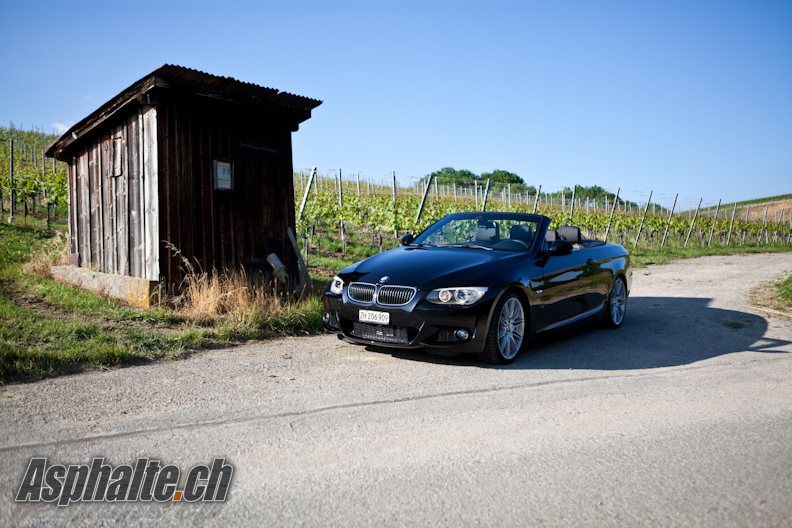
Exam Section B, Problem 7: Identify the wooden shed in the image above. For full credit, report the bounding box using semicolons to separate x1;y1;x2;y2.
45;65;321;304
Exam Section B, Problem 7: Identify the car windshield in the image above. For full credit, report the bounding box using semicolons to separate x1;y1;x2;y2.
412;213;541;252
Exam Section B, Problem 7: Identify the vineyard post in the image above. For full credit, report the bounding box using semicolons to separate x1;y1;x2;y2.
391;171;397;237
296;167;316;224
660;193;679;249
508;184;511;209
453;183;457;203
434;177;439;201
532;184;542;214
707;199;721;247
8;138;14;223
357;173;360;195
46;203;51;231
759;206;768;245
474;181;478;209
391;170;397;204
481;179;491;212
684;198;702;248
337;168;345;255
414;175;433;227
568;185;576;223
726;202;737;246
633;190;653;250
603;188;620;242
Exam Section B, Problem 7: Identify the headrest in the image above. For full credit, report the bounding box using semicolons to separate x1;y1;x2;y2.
510;225;534;243
558;226;581;244
475;222;499;243
545;229;559;242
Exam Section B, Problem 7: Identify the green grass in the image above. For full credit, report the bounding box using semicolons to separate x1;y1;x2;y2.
0;293;195;379
778;274;792;307
630;241;792;268
0;222;325;382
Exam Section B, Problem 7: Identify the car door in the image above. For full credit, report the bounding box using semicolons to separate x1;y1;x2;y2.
535;248;591;330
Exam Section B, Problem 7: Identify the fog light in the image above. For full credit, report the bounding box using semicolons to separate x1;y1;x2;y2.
455;329;469;340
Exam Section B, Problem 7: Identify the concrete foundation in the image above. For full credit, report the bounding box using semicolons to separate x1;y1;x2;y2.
51;265;159;308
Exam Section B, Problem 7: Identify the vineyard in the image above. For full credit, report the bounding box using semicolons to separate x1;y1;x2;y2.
2;125;790;259
0;126;69;225
294;170;792;260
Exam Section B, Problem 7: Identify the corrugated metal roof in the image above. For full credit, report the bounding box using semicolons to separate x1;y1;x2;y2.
152;65;322;109
46;64;322;159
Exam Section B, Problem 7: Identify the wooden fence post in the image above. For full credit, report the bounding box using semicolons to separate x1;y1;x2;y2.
569;185;576;224
726;202;737;246
337;168;345;255
296;167;316;224
707;199;721;247
660;193;679;249
415;175;433;227
532;185;542;214
633;190;653;249
604;188;620;242
684;198;702;248
392;171;397;237
8;138;14;222
481;179;491;212
758;206;768;245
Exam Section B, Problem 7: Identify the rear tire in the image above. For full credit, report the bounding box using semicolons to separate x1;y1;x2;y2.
603;276;627;329
478;292;526;364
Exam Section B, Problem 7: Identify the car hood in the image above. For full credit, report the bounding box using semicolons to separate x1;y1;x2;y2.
339;246;521;289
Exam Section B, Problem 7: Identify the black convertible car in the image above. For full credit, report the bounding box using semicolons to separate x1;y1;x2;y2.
322;212;632;364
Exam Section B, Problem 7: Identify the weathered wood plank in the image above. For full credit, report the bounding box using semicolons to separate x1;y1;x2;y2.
77;152;90;267
128;111;143;278
116;121;129;275
101;136;114;273
68;157;78;258
88;145;101;268
142;105;159;281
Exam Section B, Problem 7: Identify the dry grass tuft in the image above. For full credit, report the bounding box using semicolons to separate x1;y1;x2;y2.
175;265;277;321
164;242;317;337
23;232;68;279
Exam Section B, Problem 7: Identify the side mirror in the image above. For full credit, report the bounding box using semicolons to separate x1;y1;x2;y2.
549;239;573;256
400;233;415;246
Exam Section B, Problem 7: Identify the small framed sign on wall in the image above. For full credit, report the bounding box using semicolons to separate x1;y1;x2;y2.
213;159;234;191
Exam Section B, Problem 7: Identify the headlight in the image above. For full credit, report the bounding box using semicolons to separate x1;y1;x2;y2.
329;276;344;295
427;287;488;306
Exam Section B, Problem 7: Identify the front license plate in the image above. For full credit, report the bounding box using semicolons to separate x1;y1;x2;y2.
359;310;390;325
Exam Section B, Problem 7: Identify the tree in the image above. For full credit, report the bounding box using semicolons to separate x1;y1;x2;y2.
480;170;525;185
420;167;478;185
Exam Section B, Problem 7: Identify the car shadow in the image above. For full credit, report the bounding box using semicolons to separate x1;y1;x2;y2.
362;297;791;370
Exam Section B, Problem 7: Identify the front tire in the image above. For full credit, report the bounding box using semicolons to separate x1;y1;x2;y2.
603;276;627;329
479;292;526;364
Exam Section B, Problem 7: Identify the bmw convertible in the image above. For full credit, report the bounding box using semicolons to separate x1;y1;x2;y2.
322;211;632;364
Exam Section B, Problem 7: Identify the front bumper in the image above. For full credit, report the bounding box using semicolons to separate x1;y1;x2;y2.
322;290;495;354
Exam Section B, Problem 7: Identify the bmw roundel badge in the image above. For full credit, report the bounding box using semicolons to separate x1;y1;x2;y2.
380;276;390;283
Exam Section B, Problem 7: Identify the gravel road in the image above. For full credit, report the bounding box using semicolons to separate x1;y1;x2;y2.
2;253;792;527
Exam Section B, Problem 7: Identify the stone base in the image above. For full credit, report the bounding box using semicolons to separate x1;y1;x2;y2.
51;266;159;308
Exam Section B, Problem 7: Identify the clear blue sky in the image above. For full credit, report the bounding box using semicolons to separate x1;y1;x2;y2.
1;0;790;210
